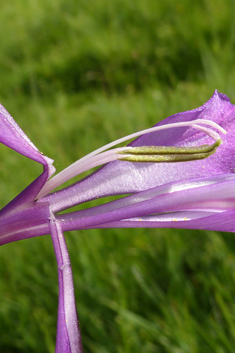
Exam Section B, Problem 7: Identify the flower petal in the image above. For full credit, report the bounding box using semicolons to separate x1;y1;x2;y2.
90;209;235;233
0;104;54;173
57;174;235;233
47;90;235;213
0;105;55;218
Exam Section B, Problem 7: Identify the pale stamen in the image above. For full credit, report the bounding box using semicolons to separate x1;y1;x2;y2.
36;119;226;200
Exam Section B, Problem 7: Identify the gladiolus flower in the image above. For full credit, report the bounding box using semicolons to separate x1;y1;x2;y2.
0;90;234;352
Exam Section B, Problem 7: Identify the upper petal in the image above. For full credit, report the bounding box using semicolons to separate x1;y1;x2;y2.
0;103;55;176
0;105;55;217
47;90;235;213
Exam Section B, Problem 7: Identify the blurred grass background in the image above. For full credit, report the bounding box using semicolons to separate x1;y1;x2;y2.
1;0;235;352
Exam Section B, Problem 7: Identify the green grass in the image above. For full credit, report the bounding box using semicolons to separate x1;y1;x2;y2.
1;0;235;352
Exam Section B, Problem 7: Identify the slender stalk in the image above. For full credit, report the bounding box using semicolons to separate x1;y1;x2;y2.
49;213;83;353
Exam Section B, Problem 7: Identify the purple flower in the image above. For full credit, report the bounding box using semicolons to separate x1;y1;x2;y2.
0;90;234;352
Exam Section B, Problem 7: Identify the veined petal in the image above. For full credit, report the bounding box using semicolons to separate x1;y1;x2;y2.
83;209;235;233
46;90;235;213
57;174;235;232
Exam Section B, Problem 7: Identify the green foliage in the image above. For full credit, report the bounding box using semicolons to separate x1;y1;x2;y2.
0;0;235;96
1;0;235;352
